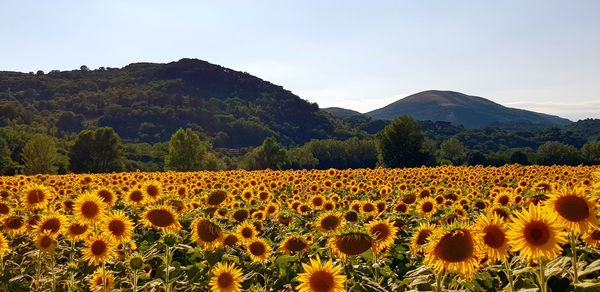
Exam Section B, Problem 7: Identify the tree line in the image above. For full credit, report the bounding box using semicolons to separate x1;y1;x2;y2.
2;116;599;175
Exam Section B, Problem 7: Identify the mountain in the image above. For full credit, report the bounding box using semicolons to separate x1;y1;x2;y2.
366;90;571;128
0;58;359;147
323;107;363;119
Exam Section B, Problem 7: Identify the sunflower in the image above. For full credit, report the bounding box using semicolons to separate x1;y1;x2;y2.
65;221;90;242
141;205;181;232
366;218;398;254
82;234;117;266
583;227;600;248
126;189;146;206
207;190;229;207
410;222;436;255
296;256;346;292
88;267;115;292
545;187;598;234
209;262;244;292
0;232;9;257
20;184;53;210
223;233;240;247
417;198;437;217
507;204;567;262
246;238;271;262
142;180;164;202
280;235;311;254
34;231;57;253
73;192;106;224
236;221;257;243
191;217;223;250
36;212;67;235
315;212;343;234
102;210;134;243
328;232;373;259
424;225;483;279
94;187;117;207
476;213;510;263
3;215;26;236
494;191;513;207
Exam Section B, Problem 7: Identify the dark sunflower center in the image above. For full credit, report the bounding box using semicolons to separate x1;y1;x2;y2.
321;215;341;231
416;230;432;245
27;189;45;204
81;201;100;218
207;190;227;205
109;220;126;236
5;217;24;229
371;224;391;241
483;225;505;248
524;221;551;246
40;236;53;248
403;194;416;204
590;230;600;240
217;272;234;288
498;196;509;205
421;202;433;213
69;223;88;235
285;237;307;252
434;230;474;263
97;190;113;203
146;209;175;227
555;195;589;222
129;190;143;202
146;185;159;198
241;227;253;238
91;240;107;256
335;233;373;256
363;204;375;213
41;218;61;233
249;242;266;256
309;270;335;291
224;235;238;246
197;220;221;242
313;197;324;206
344;211;358;222
233;210;249;222
0;203;9;214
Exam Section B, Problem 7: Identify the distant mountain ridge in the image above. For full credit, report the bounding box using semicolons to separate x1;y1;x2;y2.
328;90;571;128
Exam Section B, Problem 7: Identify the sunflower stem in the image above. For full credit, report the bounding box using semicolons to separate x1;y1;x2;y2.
569;233;579;284
538;257;547;292
504;260;514;292
102;262;108;292
435;270;445;292
164;244;171;292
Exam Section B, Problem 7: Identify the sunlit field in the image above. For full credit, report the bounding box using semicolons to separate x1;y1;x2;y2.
0;165;598;291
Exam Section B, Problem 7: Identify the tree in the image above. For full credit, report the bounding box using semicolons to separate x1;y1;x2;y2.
22;134;57;174
439;137;465;165
581;141;600;165
70;127;123;173
536;141;580;166
164;128;206;171
0;138;14;175
243;137;288;170
375;116;429;167
466;151;487;165
510;150;529;165
287;147;318;169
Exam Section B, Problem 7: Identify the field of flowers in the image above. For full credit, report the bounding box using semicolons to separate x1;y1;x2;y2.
0;165;598;291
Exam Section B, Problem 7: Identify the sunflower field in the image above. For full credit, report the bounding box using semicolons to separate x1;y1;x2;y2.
0;165;599;291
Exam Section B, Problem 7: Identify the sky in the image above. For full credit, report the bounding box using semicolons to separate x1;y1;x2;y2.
1;1;599;121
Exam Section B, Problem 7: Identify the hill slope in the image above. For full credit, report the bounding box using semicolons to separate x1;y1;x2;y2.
323;107;363;119
366;90;571;128
0;58;358;147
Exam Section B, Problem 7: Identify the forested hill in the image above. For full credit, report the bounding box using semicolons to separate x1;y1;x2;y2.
0;58;358;147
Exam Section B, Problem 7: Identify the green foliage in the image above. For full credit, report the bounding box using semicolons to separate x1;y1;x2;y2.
300;138;377;169
69;127;124;173
438;137;465;165
580;141;600;165
165;128;206;171
21;134;57;174
242;137;288;170
536;141;581;166
376;116;431;167
287;147;318;169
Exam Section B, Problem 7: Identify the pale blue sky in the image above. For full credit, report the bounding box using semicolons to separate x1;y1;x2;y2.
1;1;599;120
